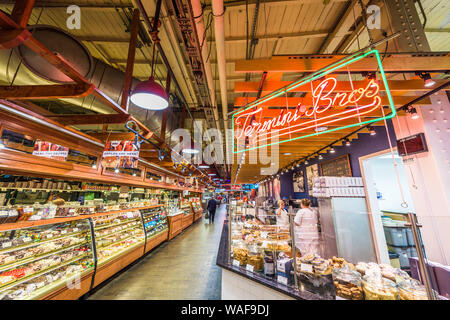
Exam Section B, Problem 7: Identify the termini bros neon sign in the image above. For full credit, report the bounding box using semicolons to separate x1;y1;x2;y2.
232;49;396;153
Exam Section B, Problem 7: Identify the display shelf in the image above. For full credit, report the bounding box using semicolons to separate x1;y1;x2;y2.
0;251;91;293
95;224;141;241
0;205;164;232
96;239;144;266
0;227;90;255
93;218;140;232
0;240;88;273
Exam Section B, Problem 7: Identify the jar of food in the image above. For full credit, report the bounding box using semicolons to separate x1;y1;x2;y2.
398;278;430;300
264;254;275;276
362;275;399;300
332;265;363;300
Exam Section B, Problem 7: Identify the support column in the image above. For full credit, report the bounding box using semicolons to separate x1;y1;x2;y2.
382;0;450;264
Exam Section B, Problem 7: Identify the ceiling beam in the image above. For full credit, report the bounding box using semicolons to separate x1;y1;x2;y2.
234;79;448;92
47;114;130;125
234;55;450;73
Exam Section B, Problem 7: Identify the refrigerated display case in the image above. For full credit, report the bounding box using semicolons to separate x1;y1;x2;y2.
141;207;169;253
92;211;145;266
0;219;95;300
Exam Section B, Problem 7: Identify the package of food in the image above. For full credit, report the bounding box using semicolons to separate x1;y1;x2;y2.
362;270;399;300
332;265;363;300
398;278;430;300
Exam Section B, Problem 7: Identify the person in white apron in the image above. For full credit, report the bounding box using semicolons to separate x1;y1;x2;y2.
294;198;320;256
275;200;289;229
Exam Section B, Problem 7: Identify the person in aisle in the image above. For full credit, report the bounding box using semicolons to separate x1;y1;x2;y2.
207;197;218;223
293;198;321;256
275;199;289;230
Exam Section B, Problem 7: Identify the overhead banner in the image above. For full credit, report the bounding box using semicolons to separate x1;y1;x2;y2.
232;49;396;153
102;140;139;169
33;141;69;161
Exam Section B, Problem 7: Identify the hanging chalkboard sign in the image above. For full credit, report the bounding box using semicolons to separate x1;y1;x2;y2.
320;154;352;177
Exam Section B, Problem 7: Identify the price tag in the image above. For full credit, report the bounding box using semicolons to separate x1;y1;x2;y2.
300;263;313;273
232;259;240;267
260;231;268;239
73;228;79;233
246;264;254;272
36;281;45;288
23;237;32;243
277;275;288;285
2;241;12;248
17;188;23;192
126;212;134;218
61;230;67;235
31;189;36;192
46;234;53;239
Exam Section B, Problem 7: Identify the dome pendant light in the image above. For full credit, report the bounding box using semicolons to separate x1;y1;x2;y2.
130;40;168;110
130;76;169;110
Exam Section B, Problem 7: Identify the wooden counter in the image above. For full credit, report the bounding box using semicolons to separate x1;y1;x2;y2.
168;213;183;240
194;209;203;222
41;270;94;300
182;213;194;230
145;230;169;253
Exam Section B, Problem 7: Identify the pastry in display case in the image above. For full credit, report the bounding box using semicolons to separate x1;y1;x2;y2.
91;211;145;265
0;219;94;300
141;207;168;238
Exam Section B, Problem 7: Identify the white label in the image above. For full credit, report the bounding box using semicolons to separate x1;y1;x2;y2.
23;237;32;243
2;242;12;248
300;263;313;273
61;230;67;235
47;234;53;239
36;281;45;288
260;232;268;239
69;208;76;213
246;264;254;272
232;259;240;267
277;275;288;285
73;228;79;232
126;212;134;218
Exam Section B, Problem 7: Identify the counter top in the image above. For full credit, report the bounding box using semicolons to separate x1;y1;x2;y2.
215;220;326;300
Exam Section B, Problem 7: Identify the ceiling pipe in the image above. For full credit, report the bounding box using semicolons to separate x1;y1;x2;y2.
190;0;221;133
211;0;230;175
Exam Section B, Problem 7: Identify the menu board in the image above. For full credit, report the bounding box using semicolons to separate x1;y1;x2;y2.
33;141;69;161
320;154;352;177
102;140;139;169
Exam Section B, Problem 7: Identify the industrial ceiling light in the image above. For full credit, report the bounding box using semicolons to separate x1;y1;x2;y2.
132;172;137;177
418;72;436;88
304;160;309;165
369;126;376;136
408;107;419;120
130;76;169;110
114;168;120;173
329;147;336;153
181;141;199;154
208;173;216;176
345;139;351;147
318;154;323;160
284;152;292;155
296;163;300;167
198;164;209;169
91;163;97;169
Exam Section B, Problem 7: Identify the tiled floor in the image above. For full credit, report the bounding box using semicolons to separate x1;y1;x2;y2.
88;204;225;300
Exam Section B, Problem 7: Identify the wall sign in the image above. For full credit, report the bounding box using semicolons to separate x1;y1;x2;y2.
397;133;428;156
102;140;139;169
33;141;69;161
320;154;352;177
232;49;396;153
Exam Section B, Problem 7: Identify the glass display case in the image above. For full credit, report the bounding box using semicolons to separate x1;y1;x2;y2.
91;211;145;266
0;219;94;300
141;207;168;238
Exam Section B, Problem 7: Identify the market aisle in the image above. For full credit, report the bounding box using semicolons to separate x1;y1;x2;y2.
88;204;226;300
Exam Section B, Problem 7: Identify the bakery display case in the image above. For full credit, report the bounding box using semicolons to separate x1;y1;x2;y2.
0;219;94;300
180;200;194;230
91;211;145;266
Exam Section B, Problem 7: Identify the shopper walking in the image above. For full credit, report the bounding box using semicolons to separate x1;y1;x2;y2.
207;197;218;223
293;198;320;256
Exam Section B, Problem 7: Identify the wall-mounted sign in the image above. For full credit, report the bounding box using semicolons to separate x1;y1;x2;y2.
33;141;69;161
102;141;139;169
397;133;428;156
232;49;396;153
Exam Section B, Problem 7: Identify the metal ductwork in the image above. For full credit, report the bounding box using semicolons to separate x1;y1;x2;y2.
0;25;179;143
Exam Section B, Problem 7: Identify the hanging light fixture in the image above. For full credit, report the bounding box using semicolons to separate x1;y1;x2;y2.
91;163;97;169
417;72;435;88
345;139;351;147
369;126;376;136
408;107;419;120
114;168;120;173
198;164;209;169
130;37;168;110
318;154;323;160
329;147;336;153
304;160;309;165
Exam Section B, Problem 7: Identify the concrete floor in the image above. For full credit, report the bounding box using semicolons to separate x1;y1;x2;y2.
88;204;225;300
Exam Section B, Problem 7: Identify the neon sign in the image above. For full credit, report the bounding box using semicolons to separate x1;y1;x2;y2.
232;49;396;153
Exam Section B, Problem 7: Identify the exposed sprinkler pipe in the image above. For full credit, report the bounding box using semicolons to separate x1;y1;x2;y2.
211;0;230;171
191;0;221;132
